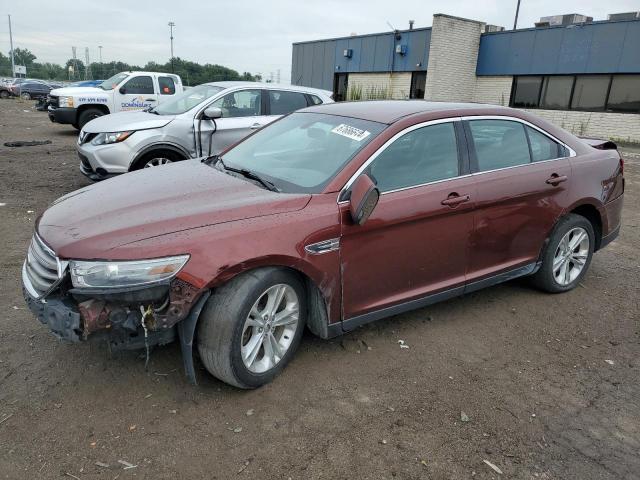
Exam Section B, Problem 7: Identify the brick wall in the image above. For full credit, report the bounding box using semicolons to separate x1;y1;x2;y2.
347;73;411;100
523;109;640;143
473;76;513;106
424;14;484;102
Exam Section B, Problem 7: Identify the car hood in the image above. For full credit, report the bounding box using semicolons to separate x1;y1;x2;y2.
82;110;175;133
50;86;105;97
37;160;311;259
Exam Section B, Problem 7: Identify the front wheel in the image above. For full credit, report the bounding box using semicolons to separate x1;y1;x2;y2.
197;268;306;388
20;92;31;100
77;108;105;129
0;90;9;99
531;214;595;293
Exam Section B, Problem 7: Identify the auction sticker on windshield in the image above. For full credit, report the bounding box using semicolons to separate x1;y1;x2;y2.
331;124;371;141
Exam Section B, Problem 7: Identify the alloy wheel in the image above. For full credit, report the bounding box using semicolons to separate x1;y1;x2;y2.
240;284;299;373
144;157;173;168
553;227;590;286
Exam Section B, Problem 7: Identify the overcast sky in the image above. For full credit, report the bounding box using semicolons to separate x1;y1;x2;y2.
2;0;639;82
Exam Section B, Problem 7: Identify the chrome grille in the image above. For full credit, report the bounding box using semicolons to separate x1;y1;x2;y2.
23;234;62;298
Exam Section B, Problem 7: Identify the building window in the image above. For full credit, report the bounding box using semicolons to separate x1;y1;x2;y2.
540;76;574;110
511;76;543;108
333;73;348;102
571;76;610;111
410;72;426;99
510;74;640;114
607;75;640;113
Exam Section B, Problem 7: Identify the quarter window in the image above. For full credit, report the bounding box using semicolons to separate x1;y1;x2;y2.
158;76;176;95
308;94;323;105
367;122;459;193
122;76;154;94
469;120;530;171
268;90;308;115
526;126;562;162
210;89;262;118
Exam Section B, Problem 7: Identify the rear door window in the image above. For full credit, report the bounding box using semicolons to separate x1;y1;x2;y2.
158;76;176;95
468;119;531;172
268;90;308;115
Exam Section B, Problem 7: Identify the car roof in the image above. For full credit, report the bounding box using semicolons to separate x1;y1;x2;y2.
204;81;332;97
299;100;519;124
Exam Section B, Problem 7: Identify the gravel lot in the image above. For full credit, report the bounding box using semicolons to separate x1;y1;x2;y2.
0;99;639;480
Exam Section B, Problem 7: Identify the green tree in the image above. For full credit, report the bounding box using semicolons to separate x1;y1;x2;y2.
11;47;36;66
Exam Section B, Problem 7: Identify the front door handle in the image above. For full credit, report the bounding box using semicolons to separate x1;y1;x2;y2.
546;174;568;186
441;193;471;207
250;123;263;129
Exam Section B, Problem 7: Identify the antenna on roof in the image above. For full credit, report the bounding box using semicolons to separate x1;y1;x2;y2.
386;21;396;31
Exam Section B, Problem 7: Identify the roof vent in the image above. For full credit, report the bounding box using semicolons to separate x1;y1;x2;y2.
537;14;593;26
484;24;505;32
607;12;640;21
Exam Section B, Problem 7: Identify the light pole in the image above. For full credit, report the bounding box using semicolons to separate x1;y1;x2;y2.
8;15;16;77
513;0;522;30
168;21;175;73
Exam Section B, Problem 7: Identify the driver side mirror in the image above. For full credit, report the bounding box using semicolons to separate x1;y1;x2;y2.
119;86;126;94
203;106;223;120
349;174;379;225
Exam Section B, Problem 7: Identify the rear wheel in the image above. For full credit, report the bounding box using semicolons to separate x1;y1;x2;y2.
77;108;105;129
531;214;594;293
20;92;31;100
197;268;306;388
0;90;9;99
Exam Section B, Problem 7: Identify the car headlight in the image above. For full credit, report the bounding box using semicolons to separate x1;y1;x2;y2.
58;96;74;108
69;255;189;289
90;131;134;146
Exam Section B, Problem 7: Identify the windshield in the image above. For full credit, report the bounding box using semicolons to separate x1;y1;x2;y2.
220;112;385;193
99;73;129;90
153;84;225;115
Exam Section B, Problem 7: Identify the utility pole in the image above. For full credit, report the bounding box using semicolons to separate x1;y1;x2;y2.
98;46;103;78
168;21;175;73
8;15;15;77
84;47;91;80
513;0;521;30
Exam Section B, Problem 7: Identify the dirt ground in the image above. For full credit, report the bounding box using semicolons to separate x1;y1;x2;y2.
0;98;638;480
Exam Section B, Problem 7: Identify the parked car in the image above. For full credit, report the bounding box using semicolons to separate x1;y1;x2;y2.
68;80;105;88
2;77;31;98
22;101;624;388
48;71;184;130
17;80;56;100
76;81;333;180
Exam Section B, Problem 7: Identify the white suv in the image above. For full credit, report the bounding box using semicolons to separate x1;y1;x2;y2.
76;82;333;180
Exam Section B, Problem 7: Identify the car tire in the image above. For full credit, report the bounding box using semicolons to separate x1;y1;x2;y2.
197;268;307;389
20;92;31;100
78;108;105;130
531;213;595;293
132;150;184;170
0;90;8;99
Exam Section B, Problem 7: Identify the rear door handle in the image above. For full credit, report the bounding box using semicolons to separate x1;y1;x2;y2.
144;98;156;102
441;194;470;207
546;174;568;185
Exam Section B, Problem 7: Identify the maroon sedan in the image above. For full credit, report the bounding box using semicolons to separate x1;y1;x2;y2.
22;101;624;388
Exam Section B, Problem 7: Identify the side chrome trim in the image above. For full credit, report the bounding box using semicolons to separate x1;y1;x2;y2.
337;114;576;204
305;238;340;255
460;115;577;158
